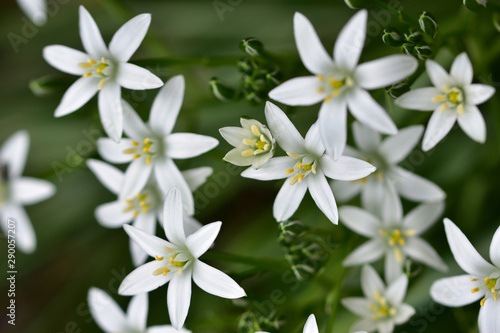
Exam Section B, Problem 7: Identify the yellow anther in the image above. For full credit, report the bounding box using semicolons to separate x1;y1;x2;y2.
135;194;142;199
317;87;325;93
287;152;300;159
133;211;139;218
132;154;141;159
457;104;465;115
98;78;107;90
263;144;270;150
177;267;183;275
78;62;93;69
146;156;152;165
311;164;317;174
143;147;149;153
297;163;303;169
328;77;344;89
324;95;332;103
432;95;446;103
377;173;384;181
242;138;256;146
123;148;137;154
285;168;294;174
379;230;388;236
260;134;267;142
298;174;305;183
153;266;170;276
163;247;176;253
241;149;254;157
253;149;264;155
495;294;498;301
404;229;416;237
394;248;403;262
290;173;300;185
125;199;134;204
332;89;341;97
251;125;260;136
345;77;355;87
155;256;164;261
471;277;478;281
123;206;134;212
169;258;174;264
83;72;92;78
142;207;149;214
87;58;97;65
131;141;140;146
485;277;490;282
302;164;311;171
317;75;325;82
480;298;486;307
439;103;449;111
442;85;451;93
471;287;480;293
144;138;150;144
398;238;406;246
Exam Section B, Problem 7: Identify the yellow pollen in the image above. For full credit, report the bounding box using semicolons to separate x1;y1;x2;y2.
495;294;498;301
324;95;332;103
328;77;344;89
251;125;261;136
480;298;486;306
241;149;254;157
432;95;446;103
153;266;170;276
404;229;416;237
439;103;449;111
485;277;489;282
87;58;97;65
155;256;164;261
98;78;107;90
146;156;152;165
332;90;341;97
398;238;406;246
78;62;93;69
242;138;256;146
131;141;139;146
83;72;92;78
123;148;137;154
163;246;176;252
144;138;150;144
442;85;451;93
317;75;324;82
298;174;305;183
471;277;478;281
169;258;174;264
290;174;300;185
471;287;480;293
297;163;303;169
457;104;465;115
302;164;311;171
394;248;403;262
132;211;139;218
311;164;316;174
285;168;294;174
132;154;141;159
317;87;325;93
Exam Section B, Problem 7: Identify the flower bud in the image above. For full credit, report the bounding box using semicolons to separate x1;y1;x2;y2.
237;58;254;74
463;0;487;12
414;42;433;60
386;82;411;99
419;11;438;38
209;77;237;102
244;91;263;104
401;43;415;56
344;0;372;9
404;29;423;43
29;75;68;97
239;38;264;57
382;27;404;47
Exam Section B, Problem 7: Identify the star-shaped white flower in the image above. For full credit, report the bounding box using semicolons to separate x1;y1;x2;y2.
0;131;56;253
242;102;375;224
16;0;46;26
88;287;189;333
430;218;500;333
396;52;495;151
340;191;447;283
257;314;367;333
342;265;415;333
87;159;211;266
331;122;445;216
43;6;164;142
269;10;418;159
219;117;275;169
97;75;218;215
118;188;246;329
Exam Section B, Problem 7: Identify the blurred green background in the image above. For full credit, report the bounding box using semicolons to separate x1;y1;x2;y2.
1;0;500;332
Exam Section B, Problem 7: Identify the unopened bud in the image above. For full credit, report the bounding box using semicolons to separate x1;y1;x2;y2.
404;29;423;43
419;11;438;39
29;75;68;97
386;82;411;99
344;0;372;9
239;38;264;57
237;58;254;74
414;42;432;60
382;27;404;47
463;0;487;12
209;77;237;102
401;43;415;56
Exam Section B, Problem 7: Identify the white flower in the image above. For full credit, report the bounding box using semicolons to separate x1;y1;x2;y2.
241;102;375;224
340;191;447;284
430;218;500;333
88;287;189;333
87;159;210;266
219;118;275;169
0;131;56;253
269;11;418;159
396;52;495;151
257;314;368;333
342;265;415;333
97;75;218;215
16;0;46;26
118;188;246;329
331;122;445;216
43;6;164;142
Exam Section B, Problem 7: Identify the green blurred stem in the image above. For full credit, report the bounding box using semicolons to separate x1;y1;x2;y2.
202;251;288;271
132;56;240;68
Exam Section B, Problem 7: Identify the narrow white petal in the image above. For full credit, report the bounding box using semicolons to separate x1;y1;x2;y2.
11;177;55;205
457;105;486;143
490;226;500;267
43;45;88;75
2;204;36;253
117;63;163;90
303;314;319;333
54;77;99;117
330;180;362;202
183;215;202;237
88;287;128;332
131;212;156;266
192;260;245;298
385;272;408;305
149;75;185;136
352;121;381;153
273;180;307;222
379;125;424;164
293;12;334;75
147;325;191;333
341;297;373;318
0;130;29;178
127;293;148;331
450;52;473;86
87;159;124;194
361;265;385;298
17;0;46;25
167;270;193;330
98;82;123;142
109;14;151;62
339;206;380;237
120;159;152;200
402;201;444;235
467;84;495;105
241;156;295;181
321;155;375;181
380;186;402;224
79;6;108;58
343;240;384;266
304;122;325;157
163;188;186;245
182;167;212;191
185;222;221;259
405;237;448;271
395;87;442;111
97;138;134;164
308;172;338;224
269;76;325;106
430;275;484;307
360;179;384;217
351;318;376;333
385;250;403;285
356;55;417;90
154;158;194;215
425;60;452;88
348;88;397;135
166;133;219;159
95;201;133;228
265;102;306;154
377;321;394;333
219;126;250;148
334;10;367;71
123;224;176;258
478;295;500;333
319;98;348;159
444;218;496;276
392;167;445;202
393;304;415;325
119;260;173;295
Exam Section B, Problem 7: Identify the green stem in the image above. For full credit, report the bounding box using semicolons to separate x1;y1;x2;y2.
371;0;417;26
132;56;240;68
202;251;288;271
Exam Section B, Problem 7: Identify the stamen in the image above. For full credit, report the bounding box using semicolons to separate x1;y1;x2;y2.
290;174;300;185
317;87;325;93
241;149;254;157
471;287;480;293
442;85;451;93
131;141;140;146
153;266;171;276
98;78;107;90
298;174;305;183
123;148;137;154
457;104;465;115
132;154;141;159
285;168;294;174
287;152;300;159
404;229;416;237
439;103;449;111
163;246;177;252
432;95;446;103
480;298;486;306
317;75;324;82
471;277;478;281
485;277;489;282
311;164;316;174
242;138;255;146
83;72;92;78
146;156;152;165
495;294;498;301
260;135;267;142
132;211;139;218
332;90;341;97
251;125;260;137
155;256;164;261
87;58;97;65
328;77;343;89
297;162;303;169
78;62;93;69
324;95;332;103
394;248;403;262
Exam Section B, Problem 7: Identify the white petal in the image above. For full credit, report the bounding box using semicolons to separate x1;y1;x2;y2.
117;63;163;90
425;60;452;88
351;318;376;333
166;133;218;159
99;82;123;142
182;167;212;191
185;222;221;259
490;225;500;267
120;159;152;200
127;293;148;331
0;130;29;178
11;177;55;205
361;265;385;298
444;218;496;276
457;105;486;143
304;122;325;157
17;0;46;25
308;172;338;224
402;201;444;235
339;206;380;237
321;155;375;181
273;180;308;222
131;212;157;266
395;87;442;111
167;270;192;330
96;201;133;228
392;167;445;202
293;12;334;75
149;75;185;136
219;126;250;148
265;102;306;154
79;6;108;58
303;314;319;333
377;321;394;333
319;98;348;159
379;125;424;164
109;14;151;62
478;294;500;333
2;204;36;253
147;325;191;333
360;179;384;217
192;260;245;298
122;102;149;140
385;250;403;285
450;52;473;86
119;260;173;295
154;158;194;215
97;138;134;164
123;224;176;258
341;297;373;318
380;186;402;225
348;88;397;135
405;237;448;271
385;273;408;305
87;159;124;194
430;275;483;307
88;287;128;332
467;84;495;105
241;156;294;181
269;76;325;106
330;180;362;202
334;10;367;71
43;45;88;76
163;188;186;245
343;240;384;266
183;215;202;237
356;55;418;90
393;304;415;325
352;121;381;153
54;76;99;117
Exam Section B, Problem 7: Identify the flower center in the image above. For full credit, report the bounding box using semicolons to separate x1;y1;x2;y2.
471;276;499;306
78;57;112;90
432;85;465;115
316;74;355;103
241;125;272;157
152;247;189;277
123;189;156;218
370;291;396;320
379;228;415;262
123;138;157;165
284;152;317;185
